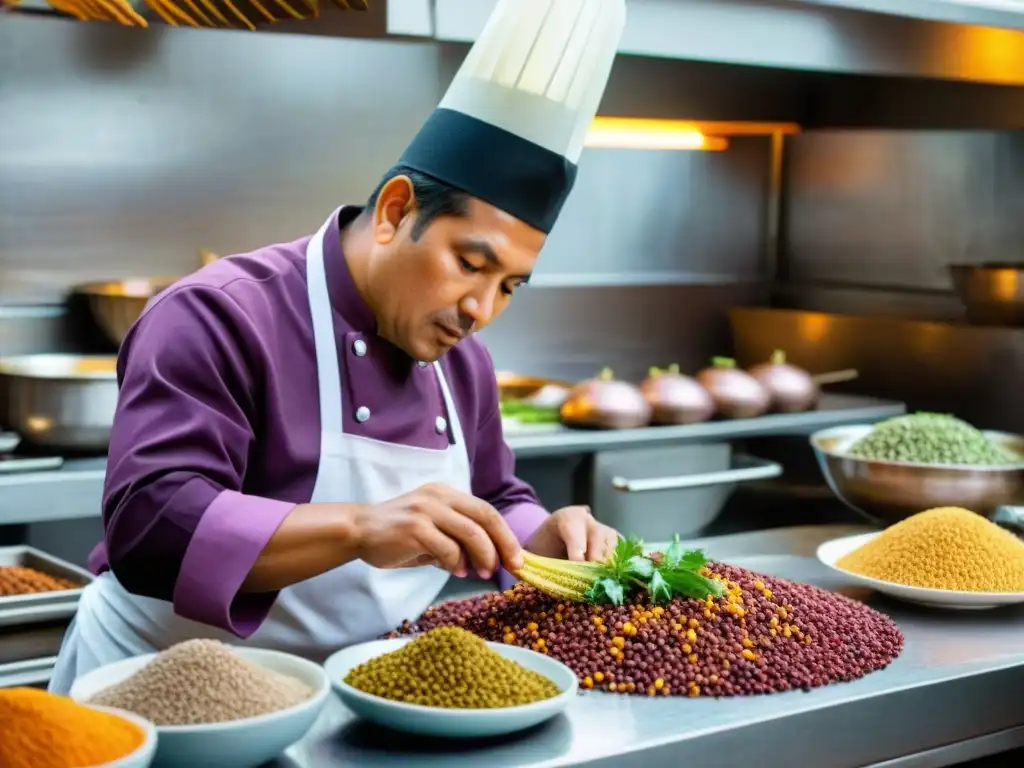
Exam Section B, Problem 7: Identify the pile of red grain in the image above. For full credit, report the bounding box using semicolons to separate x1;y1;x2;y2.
387;563;903;697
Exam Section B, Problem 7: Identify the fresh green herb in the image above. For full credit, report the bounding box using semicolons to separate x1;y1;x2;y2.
499;400;561;423
517;534;724;606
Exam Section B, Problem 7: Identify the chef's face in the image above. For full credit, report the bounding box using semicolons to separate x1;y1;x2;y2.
367;176;545;363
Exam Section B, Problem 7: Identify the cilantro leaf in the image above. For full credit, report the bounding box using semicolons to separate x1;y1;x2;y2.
648;570;672;603
661;535;708;570
673;548;709;571
593;577;625;605
660;569;725;599
664;534;684;568
611;536;644;566
626;556;655;579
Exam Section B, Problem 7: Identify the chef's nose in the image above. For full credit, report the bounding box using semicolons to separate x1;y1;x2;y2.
460;290;496;326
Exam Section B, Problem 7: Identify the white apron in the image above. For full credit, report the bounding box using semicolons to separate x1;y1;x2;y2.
49;210;463;693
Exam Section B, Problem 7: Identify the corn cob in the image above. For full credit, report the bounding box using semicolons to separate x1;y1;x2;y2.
516;551;607;603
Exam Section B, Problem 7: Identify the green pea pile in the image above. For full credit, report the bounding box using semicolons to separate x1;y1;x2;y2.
847;412;1020;466
344;627;560;709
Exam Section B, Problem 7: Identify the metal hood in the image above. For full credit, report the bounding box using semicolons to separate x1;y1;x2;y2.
428;0;1024;85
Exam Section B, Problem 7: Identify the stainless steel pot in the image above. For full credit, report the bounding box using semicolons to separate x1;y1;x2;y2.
0;354;118;451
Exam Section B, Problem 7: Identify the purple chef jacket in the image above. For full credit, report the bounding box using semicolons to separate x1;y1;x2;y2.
88;206;549;639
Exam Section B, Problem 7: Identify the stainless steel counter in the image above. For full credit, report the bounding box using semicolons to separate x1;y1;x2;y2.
273;525;1024;768
0;394;904;526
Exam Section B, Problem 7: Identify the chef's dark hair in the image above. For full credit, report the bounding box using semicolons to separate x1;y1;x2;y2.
366;165;470;241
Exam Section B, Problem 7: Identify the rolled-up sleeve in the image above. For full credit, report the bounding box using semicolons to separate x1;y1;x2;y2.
468;349;549;590
103;285;295;638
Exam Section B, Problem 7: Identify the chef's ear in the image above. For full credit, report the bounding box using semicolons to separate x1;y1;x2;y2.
372;175;416;245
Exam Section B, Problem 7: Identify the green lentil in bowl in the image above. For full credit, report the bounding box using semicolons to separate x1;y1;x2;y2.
846;412;1022;466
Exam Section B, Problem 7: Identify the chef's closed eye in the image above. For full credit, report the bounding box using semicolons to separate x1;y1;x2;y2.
457;254;483;274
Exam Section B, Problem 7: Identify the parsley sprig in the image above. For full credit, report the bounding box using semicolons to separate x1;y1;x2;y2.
584;534;725;605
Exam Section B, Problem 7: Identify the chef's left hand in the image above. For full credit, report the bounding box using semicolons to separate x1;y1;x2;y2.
525;505;620;562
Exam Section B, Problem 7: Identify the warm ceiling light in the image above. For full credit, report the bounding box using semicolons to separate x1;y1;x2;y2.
585;117;801;151
586;117;727;151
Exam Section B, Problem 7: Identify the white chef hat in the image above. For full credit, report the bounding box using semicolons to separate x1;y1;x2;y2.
399;0;627;234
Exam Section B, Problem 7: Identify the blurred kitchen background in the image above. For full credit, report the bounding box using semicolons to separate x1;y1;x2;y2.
2;0;1024;567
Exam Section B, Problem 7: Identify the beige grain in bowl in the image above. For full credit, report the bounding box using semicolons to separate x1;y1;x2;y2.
70;640;330;768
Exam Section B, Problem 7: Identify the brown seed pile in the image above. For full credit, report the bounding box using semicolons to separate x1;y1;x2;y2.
86;639;314;725
388;563;903;697
0;566;79;597
838;506;1024;592
345;626;560;709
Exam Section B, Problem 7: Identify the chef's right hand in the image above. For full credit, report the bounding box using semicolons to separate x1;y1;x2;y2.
350;483;523;579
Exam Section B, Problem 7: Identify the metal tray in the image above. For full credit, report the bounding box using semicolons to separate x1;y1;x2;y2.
0;656;57;688
0;546;93;628
0;620;68;665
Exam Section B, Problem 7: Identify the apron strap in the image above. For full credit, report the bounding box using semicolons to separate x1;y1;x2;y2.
305;211;345;434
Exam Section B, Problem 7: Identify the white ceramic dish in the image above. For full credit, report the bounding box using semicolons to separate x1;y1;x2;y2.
70;648;330;768
324;637;578;738
817;532;1024;610
93;706;158;768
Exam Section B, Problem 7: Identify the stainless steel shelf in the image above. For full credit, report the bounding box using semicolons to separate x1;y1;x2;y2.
0;394;905;526
0;656;57;688
507;393;905;458
275;524;1024;768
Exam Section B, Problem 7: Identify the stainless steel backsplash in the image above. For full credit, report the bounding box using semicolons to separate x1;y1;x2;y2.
0;16;774;377
779;130;1024;319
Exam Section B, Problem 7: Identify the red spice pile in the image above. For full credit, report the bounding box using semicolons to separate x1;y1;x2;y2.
388;562;903;697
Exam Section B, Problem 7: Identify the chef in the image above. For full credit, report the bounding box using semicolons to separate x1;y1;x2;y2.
49;0;628;693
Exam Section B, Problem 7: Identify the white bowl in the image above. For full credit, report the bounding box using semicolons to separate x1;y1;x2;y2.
323;637;578;738
817;532;1024;610
91;706;157;767
70;648;330;768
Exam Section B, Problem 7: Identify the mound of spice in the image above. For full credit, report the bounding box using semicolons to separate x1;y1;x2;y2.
0;565;80;597
0;687;145;768
86;638;314;725
837;506;1024;592
846;412;1018;465
389;563;903;697
346;626;560;708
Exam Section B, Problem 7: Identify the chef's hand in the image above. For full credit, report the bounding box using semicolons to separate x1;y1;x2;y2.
525;505;620;562
350;483;523;579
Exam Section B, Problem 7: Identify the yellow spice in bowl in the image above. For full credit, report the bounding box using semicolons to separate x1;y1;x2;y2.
837;507;1024;592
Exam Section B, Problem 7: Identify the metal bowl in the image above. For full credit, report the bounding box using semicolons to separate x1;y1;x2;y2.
75;277;179;347
949;263;1024;327
0;354;118;451
810;423;1024;525
74;253;218;346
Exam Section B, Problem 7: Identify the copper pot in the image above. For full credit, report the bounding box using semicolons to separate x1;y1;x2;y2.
74;250;220;346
